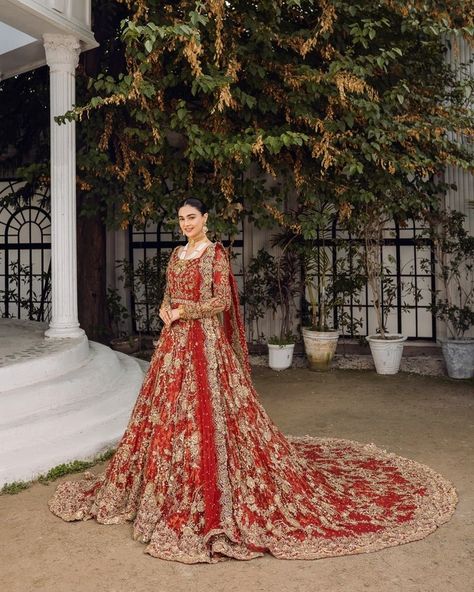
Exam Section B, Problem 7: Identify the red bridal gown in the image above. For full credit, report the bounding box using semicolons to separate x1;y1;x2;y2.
49;242;457;563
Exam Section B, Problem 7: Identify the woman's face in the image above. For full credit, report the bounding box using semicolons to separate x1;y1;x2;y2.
178;205;208;240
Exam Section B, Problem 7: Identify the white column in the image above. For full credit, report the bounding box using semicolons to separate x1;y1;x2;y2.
43;34;85;339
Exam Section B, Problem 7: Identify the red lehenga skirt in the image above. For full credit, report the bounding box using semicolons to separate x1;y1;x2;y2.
48;243;457;563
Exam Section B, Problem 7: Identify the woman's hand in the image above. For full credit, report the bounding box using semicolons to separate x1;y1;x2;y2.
159;306;173;327
159;306;181;327
169;308;181;324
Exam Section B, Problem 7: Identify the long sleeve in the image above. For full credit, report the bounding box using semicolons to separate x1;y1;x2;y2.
179;243;232;320
159;283;171;311
158;249;175;311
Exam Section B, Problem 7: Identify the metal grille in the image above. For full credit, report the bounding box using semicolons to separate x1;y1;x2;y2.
305;218;436;340
0;180;51;321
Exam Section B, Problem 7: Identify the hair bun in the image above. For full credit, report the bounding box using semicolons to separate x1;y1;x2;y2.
177;197;208;215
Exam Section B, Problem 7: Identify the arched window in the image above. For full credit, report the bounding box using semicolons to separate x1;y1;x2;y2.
0;180;51;321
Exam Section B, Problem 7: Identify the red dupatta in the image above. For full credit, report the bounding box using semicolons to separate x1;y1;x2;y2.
222;249;252;378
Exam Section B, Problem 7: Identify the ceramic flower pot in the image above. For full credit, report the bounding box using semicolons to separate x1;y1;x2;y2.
440;338;474;379
302;328;339;372
366;334;407;375
267;343;295;371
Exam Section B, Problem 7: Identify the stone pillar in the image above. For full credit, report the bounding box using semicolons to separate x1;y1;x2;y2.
43;34;85;339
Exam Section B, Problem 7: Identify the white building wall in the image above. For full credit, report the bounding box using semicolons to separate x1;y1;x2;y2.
445;36;474;235
443;35;474;338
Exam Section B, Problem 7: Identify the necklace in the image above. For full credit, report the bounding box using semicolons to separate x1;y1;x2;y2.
187;232;207;248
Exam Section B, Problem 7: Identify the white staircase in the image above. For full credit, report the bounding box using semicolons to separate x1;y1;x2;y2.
0;320;148;486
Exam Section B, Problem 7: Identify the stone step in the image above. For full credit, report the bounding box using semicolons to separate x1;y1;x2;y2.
0;319;91;391
0;342;125;427
0;345;148;486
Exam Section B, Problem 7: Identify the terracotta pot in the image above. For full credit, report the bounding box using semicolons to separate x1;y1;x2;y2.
109;335;141;355
302;328;339;371
140;334;157;350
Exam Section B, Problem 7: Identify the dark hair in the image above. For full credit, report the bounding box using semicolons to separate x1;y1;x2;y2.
177;197;208;215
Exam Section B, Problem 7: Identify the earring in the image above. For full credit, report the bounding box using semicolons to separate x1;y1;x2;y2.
203;224;208;234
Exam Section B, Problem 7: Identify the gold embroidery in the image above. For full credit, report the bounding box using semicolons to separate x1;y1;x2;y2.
48;241;458;564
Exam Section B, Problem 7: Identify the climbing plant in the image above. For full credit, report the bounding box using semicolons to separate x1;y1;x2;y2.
0;0;473;235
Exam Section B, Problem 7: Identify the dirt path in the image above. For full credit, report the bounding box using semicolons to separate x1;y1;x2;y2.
1;368;473;592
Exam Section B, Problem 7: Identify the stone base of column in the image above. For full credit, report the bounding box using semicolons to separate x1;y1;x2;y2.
45;324;86;339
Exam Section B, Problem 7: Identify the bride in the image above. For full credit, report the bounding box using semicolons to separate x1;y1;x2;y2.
49;197;457;563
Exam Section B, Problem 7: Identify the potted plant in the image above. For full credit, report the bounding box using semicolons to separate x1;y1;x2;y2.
271;201;365;371
301;237;367;370
106;287;139;354
262;241;300;371
243;244;299;370
109;251;170;355
300;243;340;371
241;249;278;345
299;204;344;371
425;209;474;378
270;202;338;371
357;205;408;375
288;201;341;371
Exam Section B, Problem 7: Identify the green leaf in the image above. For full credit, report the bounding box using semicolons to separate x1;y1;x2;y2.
144;39;153;53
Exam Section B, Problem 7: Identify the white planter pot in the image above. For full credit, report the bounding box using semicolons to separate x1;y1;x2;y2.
302;328;339;372
366;334;407;375
440;338;474;379
268;343;295;371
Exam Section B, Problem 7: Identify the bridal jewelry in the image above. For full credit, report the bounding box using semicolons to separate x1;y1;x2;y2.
187;230;207;248
176;233;210;271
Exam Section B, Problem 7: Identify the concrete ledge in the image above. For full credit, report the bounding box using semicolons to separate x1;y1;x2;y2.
249;339;442;357
249;352;446;377
0;339;148;486
0;319;90;391
0;342;123;426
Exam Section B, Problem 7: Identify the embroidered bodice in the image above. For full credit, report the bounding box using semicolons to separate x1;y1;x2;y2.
161;242;232;319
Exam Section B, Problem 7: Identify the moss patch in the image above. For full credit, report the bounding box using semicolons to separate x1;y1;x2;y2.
0;448;116;496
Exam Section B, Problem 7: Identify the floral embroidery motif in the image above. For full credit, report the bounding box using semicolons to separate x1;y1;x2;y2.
48;241;457;564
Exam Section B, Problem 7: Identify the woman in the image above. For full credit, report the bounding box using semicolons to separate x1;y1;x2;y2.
49;198;457;564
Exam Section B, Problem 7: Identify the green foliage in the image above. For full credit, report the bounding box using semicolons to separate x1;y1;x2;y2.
422;210;474;338
0;448;116;495
268;333;297;346
1;0;473;241
106;286;130;338
272;202;366;334
242;246;300;343
0;481;30;495
37;460;99;482
273;244;301;340
115;251;170;334
241;249;278;343
0;67;49;172
306;240;366;335
0;261;50;321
